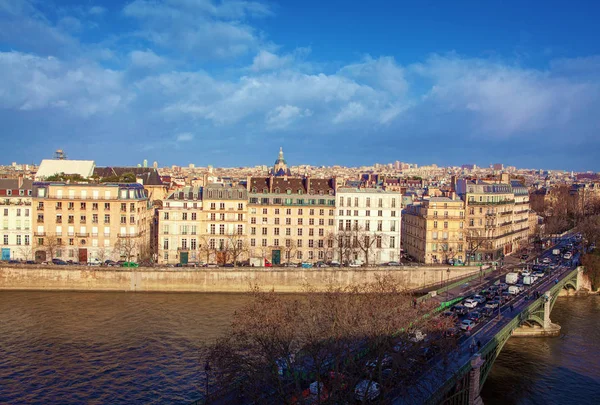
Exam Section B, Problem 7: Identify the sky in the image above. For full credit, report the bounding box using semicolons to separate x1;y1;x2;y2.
1;0;600;171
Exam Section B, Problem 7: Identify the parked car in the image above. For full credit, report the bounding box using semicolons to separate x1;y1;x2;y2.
328;261;341;267
542;257;551;264
25;260;36;265
283;262;298;267
315;261;329;268
104;260;118;267
222;263;234;268
205;263;218;268
121;262;139;268
52;258;67;265
460;319;475;331
8;260;20;264
354;380;381;402
463;299;478;309
387;261;401;266
563;252;573;260
301;262;313;268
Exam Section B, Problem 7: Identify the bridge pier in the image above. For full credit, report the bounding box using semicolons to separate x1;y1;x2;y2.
468;354;484;405
513;290;561;337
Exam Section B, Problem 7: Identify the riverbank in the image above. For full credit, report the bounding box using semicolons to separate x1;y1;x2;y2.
0;265;484;293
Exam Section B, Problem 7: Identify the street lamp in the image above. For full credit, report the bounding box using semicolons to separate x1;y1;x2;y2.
446;268;451;300
204;360;211;403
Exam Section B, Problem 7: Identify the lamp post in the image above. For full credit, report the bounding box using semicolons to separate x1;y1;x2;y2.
446;268;451;300
204;360;211;403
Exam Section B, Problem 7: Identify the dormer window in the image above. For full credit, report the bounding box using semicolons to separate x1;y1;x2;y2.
319;190;324;195
287;189;291;195
274;188;280;194
298;189;303;195
6;190;11;196
252;187;257;193
263;188;268;194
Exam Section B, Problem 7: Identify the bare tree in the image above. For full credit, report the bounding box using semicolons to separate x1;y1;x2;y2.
18;245;34;261
198;235;216;264
282;238;298;264
465;229;486;265
37;234;63;261
114;236;139;262
206;276;457;404
225;232;249;266
95;246;110;265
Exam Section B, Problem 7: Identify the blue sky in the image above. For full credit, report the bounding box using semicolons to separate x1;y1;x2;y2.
1;0;600;171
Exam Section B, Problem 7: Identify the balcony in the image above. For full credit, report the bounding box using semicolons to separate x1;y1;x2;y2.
36;218;44;223
499;221;512;227
500;211;513;216
177;247;190;252
67;232;74;237
34;232;46;236
91;233;98;237
118;233;140;238
469;200;515;206
514;218;528;224
76;233;89;237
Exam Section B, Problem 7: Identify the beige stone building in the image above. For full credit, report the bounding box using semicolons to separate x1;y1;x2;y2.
402;197;466;264
1;178;33;261
247;176;336;264
31;182;152;263
157;186;203;265
457;176;530;262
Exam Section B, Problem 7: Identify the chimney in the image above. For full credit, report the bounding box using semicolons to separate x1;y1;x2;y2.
18;174;24;189
306;176;311;194
501;173;510;184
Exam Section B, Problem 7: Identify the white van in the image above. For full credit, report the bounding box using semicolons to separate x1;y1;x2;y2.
508;286;520;295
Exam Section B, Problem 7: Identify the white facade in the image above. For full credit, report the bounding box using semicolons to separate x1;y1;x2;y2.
1;179;33;261
334;188;402;264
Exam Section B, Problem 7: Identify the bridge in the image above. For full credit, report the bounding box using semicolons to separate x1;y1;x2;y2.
404;249;584;404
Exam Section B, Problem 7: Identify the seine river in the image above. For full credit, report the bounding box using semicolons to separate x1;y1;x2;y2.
1;292;599;404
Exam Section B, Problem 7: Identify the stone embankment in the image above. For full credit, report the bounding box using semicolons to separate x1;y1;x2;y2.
0;265;485;293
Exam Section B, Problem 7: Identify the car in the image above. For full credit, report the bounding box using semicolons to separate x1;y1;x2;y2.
408;330;427;343
419;346;438;360
301;262;313;268
8;260;20;264
442;311;457;320
205;263;218;268
348;262;361;268
315;261;329;268
563;252;573;260
366;354;393;370
501;291;512;300
121;261;139;268
521;270;531;277
387;261;401;266
498;283;508;291
481;307;495;317
444;327;460;338
283;262;298;267
463;299;478;308
485;301;499;309
354;380;381;401
460;319;475;331
328;261;341;267
25;260;36;265
222;263;234;268
452;304;468;315
472;295;486;304
542;257;551;264
52;258;67;265
104;260;117;267
468;311;482;322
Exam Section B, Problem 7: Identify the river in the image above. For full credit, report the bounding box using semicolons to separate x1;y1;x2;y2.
0;292;598;404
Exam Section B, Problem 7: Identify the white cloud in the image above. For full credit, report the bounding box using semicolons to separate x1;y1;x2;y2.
176;132;194;142
129;49;165;67
265;105;312;130
88;6;106;16
122;0;272;59
0;51;129;117
332;102;366;124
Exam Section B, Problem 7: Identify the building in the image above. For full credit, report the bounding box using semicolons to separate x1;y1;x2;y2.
35;159;95;180
157;186;203;265
1;178;34;260
247;176;336;264
402;197;466;264
271;147;292;176
31;182;152;263
202;183;248;265
456;175;530;262
335;187;402;264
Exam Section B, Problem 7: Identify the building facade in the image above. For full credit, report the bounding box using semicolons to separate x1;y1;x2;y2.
335;187;402;265
157;186;203;265
402;197;466;264
31;182;152;263
1;178;33;261
247;176;336;264
457;177;531;262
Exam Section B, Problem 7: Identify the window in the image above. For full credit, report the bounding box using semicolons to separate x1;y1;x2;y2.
250;239;256;247
366;197;370;207
308;240;314;248
286;228;291;236
220;203;225;210
3;235;8;245
354;197;359;206
340;197;344;207
210;224;216;234
274;228;280;236
24;235;29;246
376;236;382;248
365;221;370;231
433;231;438;240
390;221;396;232
262;228;268;235
318;228;324;237
444;222;448;229
286;218;291;225
274;239;279;247
377;221;383;232
433;221;438;228
297;218;303;225
378;198;383;208
120;216;126;224
378;210;383;217
297;240;303;248
251;217;256;224
274;218;280;225
261;238;267;247
390;236;396;249
391;211;396;217
219;224;225;235
238;203;243;210
391;198;396;208
469;219;474;226
262;208;267;215
286;209;291;215
297;229;303;236
262;217;268;224
250;227;256;235
182;213;188;221
163;239;169;250
365;210;370;217
104;214;110;224
237;225;243;235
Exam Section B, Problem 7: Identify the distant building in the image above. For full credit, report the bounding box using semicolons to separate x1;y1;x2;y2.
0;178;34;261
271;147;292;176
491;163;504;171
143;159;148;168
35;159;95;180
153;161;158;169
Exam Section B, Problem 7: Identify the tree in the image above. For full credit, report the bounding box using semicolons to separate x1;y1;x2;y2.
465;229;486;265
225;232;249;266
17;245;34;261
282;238;298;264
582;251;600;292
198;235;216;264
114;236;139;262
38;234;63;261
95;246;110;264
206;276;457;404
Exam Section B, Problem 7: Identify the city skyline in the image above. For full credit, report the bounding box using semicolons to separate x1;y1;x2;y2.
2;1;600;170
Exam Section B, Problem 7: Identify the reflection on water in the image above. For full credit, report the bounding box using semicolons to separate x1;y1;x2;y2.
482;296;600;405
1;292;599;404
0;292;250;405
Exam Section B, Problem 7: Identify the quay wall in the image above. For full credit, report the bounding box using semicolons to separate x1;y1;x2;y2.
0;265;484;293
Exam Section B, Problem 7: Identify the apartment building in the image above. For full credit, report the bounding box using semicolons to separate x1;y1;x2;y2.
31;182;152;263
457;176;531;262
157;186;203;265
402;197;466;264
202;183;248;264
1;178;33;261
247;176;336;264
335;187;402;264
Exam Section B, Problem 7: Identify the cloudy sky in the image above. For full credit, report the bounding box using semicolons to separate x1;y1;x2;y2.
1;0;599;170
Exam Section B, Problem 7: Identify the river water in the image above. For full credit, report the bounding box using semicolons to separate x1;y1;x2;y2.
0;292;598;405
